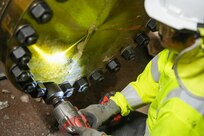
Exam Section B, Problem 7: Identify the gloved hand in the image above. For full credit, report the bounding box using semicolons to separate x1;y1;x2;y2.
66;126;106;136
80;100;120;128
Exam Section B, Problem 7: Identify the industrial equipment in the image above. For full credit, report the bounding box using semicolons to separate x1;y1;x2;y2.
43;82;90;135
0;0;151;135
0;0;149;97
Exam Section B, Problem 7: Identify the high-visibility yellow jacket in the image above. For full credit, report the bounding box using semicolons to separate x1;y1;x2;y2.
111;38;204;136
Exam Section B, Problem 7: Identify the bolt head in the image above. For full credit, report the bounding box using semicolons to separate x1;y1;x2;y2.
73;77;89;92
59;82;74;98
15;25;38;46
30;1;53;23
10;46;31;66
64;90;74;98
24;81;37;93
20;56;31;65
90;70;104;82
134;32;149;47
106;58;120;72
147;19;157;32
121;46;136;60
43;83;64;105
19;72;31;82
30;82;46;98
10;65;31;82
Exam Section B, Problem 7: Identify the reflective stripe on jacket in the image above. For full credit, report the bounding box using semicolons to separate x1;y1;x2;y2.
110;38;204;136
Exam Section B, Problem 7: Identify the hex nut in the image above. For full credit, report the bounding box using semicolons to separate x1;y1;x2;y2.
106;58;120;72
59;82;74;98
147;18;157;32
10;65;31;82
90;70;104;82
30;82;46;98
73;77;89;92
43;83;64;105
15;25;38;46
134;32;150;47
23;81;37;93
10;46;31;66
29;1;53;23
121;46;136;60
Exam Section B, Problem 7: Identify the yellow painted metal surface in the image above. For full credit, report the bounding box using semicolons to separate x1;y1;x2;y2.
8;0;148;84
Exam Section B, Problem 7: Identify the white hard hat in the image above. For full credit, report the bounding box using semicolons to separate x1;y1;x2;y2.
144;0;204;31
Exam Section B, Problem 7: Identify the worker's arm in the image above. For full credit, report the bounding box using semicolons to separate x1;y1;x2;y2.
110;50;165;116
78;50;167;129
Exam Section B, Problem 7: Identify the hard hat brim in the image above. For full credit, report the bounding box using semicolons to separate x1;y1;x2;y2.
144;0;197;31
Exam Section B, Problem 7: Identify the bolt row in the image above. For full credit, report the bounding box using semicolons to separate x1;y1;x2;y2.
9;1;53;98
9;1;156;99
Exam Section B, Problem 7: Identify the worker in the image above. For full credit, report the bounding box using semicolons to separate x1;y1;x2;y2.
67;0;204;135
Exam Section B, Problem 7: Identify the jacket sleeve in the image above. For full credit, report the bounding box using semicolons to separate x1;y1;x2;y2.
110;50;167;116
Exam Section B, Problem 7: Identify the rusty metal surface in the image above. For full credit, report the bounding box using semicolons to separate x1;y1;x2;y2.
0;46;150;135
